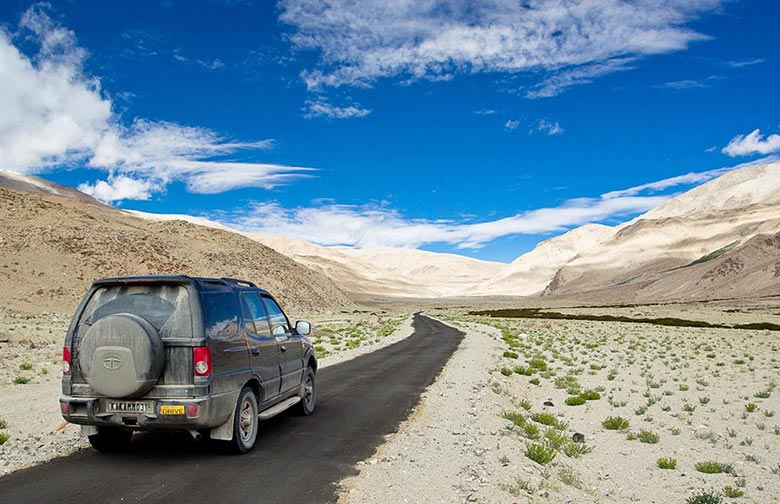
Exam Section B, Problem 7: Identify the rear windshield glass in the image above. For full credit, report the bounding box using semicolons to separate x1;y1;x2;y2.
78;284;193;339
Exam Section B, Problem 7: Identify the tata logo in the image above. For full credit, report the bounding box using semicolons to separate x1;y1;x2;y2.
102;354;123;371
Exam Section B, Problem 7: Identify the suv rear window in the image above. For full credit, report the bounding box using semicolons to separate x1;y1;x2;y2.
78;284;193;339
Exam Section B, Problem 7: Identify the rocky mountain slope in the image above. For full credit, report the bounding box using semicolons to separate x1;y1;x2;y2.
0;186;352;314
472;224;615;297
542;161;780;302
250;234;505;298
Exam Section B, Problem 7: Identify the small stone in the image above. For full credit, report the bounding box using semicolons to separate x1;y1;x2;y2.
572;432;585;443
543;400;554;407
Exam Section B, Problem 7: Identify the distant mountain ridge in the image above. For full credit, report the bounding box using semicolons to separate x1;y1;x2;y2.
2;161;778;304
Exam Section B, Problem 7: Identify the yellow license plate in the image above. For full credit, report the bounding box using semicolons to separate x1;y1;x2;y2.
160;405;185;415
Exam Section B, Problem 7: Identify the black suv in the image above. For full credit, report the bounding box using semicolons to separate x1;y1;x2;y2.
60;275;317;453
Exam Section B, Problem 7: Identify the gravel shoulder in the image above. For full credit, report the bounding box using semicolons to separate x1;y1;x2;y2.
338;317;509;503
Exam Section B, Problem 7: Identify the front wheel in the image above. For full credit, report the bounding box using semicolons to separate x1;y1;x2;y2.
295;367;316;416
229;387;258;454
88;427;133;453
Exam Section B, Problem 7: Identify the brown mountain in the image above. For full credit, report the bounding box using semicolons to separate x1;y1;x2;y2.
0;185;352;314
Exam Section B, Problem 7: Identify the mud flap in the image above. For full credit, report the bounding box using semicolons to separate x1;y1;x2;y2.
81;425;98;437
209;410;234;441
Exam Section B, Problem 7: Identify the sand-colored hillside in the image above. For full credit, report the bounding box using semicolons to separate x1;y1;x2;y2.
251;233;506;298
473;224;615;296
544;162;780;302
0;187;352;314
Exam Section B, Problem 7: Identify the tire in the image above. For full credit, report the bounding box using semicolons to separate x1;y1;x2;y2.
88;427;133;453
295;366;316;416
229;387;259;454
78;313;164;398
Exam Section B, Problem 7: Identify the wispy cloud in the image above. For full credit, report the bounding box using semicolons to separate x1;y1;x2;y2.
534;119;564;136
280;0;721;97
526;58;636;99
0;4;314;201
722;129;780;157
654;75;719;90
474;109;497;115
220;165;737;250
504;119;520;131
724;58;765;68
302;98;371;119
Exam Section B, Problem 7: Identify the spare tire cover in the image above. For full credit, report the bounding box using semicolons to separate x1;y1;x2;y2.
78;313;164;398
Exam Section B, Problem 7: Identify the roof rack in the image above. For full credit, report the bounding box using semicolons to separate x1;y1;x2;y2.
220;277;258;288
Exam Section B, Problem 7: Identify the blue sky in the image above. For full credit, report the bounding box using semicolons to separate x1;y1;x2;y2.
0;1;778;262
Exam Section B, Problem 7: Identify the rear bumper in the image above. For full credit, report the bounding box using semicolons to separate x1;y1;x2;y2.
60;392;234;431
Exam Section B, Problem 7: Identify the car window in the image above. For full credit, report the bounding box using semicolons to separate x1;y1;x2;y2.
79;284;192;339
242;292;272;336
262;297;290;335
200;291;239;339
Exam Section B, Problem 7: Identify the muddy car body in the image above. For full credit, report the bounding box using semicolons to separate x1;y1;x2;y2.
60;275;317;453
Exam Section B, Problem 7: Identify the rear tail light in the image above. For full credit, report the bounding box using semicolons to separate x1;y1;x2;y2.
62;347;71;375
60;401;69;415
193;346;212;377
186;404;200;418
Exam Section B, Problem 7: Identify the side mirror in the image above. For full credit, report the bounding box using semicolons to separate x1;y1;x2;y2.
295;320;311;336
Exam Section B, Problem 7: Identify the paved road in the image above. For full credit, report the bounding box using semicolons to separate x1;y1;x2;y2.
0;314;463;504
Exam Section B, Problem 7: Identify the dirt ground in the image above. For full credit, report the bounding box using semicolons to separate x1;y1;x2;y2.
339;304;780;504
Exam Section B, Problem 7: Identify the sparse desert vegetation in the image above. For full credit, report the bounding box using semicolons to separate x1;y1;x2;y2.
441;306;780;503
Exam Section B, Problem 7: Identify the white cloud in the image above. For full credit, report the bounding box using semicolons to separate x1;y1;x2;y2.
280;0;720;95
226;194;665;250
302;98;371;119
722;129;780;157
221;163;741;249
0;4;111;171
79;175;155;202
725;58;765;68
526;58;636;98
0;5;313;201
535;119;564;135
602;167;733;199
474;109;497;115
504;119;520;131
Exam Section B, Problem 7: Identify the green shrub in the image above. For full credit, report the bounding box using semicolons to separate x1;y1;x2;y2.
580;390;601;401
0;419;7;429
602;416;630;431
525;442;556;465
565;396;587;406
500;367;513;377
638;429;660;444
529;358;548;371
0;433;9;445
723;486;744;498
562;441;592;458
19;362;33;371
686;490;722;504
745;403;758;413
695;461;732;474
503;350;519;359
502;411;525;427
529;378;540;385
523;422;541;440
12;376;30;385
530;412;558;426
657;457;677;469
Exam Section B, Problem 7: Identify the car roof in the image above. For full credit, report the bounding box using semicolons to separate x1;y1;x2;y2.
91;275;272;296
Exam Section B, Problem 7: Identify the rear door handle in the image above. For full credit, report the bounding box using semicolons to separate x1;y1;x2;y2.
251;347;260;355
280;345;287;352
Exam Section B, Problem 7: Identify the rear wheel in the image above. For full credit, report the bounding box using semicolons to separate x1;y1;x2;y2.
295;366;316;416
88;427;133;453
229;387;258;454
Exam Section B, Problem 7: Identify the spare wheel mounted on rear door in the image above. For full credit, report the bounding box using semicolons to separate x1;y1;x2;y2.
78;313;165;398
